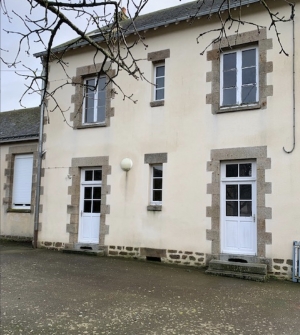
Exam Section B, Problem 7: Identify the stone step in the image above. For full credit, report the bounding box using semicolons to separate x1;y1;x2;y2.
62;249;105;257
206;260;268;282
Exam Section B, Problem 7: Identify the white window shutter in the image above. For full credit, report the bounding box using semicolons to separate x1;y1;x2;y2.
12;154;34;208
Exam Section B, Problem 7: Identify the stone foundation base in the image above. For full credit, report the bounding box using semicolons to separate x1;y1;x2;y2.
35;241;295;280
269;258;293;280
0;235;33;242
38;241;66;251
108;246;207;267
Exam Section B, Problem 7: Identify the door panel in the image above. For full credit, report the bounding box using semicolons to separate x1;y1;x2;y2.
79;169;102;244
221;162;256;255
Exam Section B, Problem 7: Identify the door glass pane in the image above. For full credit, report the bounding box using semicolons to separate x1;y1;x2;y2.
153;190;162;202
84;200;92;213
226;201;238;216
153;179;163;190
240;185;252;200
93;187;101;200
240;201;252;216
239;163;252;177
242;49;256;67
226;185;238;200
226;164;238;177
153;165;163;177
84;187;92;199
94;170;102;181
92;200;101;213
223;88;236;106
223;53;236;70
242;85;257;104
85;171;93;181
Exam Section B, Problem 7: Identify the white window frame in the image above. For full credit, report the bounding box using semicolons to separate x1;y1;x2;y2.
83;76;106;124
153;63;165;101
12;154;34;209
220;46;259;107
150;164;163;205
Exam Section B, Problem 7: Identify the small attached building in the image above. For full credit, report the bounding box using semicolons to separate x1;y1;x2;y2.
0;107;40;241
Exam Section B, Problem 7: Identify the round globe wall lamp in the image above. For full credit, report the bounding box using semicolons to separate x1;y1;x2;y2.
120;158;133;171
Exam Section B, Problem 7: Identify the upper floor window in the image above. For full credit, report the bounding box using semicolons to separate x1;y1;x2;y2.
154;63;165;101
83;76;106;124
221;47;258;107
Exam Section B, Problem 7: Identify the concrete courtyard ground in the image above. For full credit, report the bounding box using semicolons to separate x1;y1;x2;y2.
1;240;300;335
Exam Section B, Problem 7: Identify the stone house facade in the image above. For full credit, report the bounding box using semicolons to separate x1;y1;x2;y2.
31;0;299;279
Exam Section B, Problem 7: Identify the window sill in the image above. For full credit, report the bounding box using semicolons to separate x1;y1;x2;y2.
76;122;107;129
7;208;31;213
147;205;162;211
150;100;164;108
217;103;261;114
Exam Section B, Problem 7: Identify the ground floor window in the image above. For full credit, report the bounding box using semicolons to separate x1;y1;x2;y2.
12;154;33;209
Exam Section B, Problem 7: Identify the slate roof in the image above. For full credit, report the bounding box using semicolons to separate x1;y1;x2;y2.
34;0;260;57
0;107;40;143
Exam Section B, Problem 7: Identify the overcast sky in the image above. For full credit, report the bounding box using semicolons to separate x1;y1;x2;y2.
0;0;194;112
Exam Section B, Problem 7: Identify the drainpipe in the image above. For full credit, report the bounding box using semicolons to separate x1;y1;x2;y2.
33;64;46;248
283;13;296;153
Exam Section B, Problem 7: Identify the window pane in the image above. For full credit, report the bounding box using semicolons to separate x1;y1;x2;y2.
242;49;256;67
97;91;106;106
153;179;163;190
85;171;93;181
242;85;257;104
92;200;101;213
242;67;256;85
240;201;252;216
226;201;238;216
98;77;106;91
84;187;92;199
156;66;165;77
86;79;95;92
85;108;94;123
153;165;163;177
97;106;106;123
240;185;252;200
156;77;165;89
156;89;164;100
84;200;92;213
223;70;236;88
226;185;238;200
94;170;102;181
93;187;101;200
226;164;238;177
239;164;252;177
223;88;236;106
223;53;236;70
153;190;162;202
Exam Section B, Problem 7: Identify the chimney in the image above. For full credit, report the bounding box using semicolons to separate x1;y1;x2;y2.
119;7;128;20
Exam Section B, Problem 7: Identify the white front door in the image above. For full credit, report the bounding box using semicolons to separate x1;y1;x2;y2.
78;168;102;244
221;162;257;255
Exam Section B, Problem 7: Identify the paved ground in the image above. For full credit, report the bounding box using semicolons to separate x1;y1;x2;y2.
1;241;300;335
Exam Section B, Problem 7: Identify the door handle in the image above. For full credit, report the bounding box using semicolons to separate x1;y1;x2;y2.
253;214;256;222
81;210;83;217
